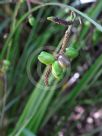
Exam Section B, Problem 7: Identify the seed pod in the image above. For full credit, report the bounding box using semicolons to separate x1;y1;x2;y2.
65;47;79;59
38;51;55;65
58;54;70;68
52;61;63;79
28;15;35;27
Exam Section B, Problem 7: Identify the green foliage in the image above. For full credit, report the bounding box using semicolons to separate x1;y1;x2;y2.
0;1;102;136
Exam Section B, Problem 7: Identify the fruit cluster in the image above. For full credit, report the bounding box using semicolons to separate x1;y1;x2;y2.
38;46;79;80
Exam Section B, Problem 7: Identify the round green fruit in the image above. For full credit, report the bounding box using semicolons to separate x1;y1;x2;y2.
52;61;63;79
38;51;55;65
65;47;79;59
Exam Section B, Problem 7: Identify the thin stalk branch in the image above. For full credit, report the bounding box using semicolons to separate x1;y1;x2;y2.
59;25;72;54
44;66;52;86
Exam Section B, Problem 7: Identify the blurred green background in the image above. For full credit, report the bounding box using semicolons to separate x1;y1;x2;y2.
0;0;102;136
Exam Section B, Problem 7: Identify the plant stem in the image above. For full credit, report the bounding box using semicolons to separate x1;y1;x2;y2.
59;25;72;54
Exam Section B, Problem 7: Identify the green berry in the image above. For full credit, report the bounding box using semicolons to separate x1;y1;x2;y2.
52;61;63;79
28;16;35;27
65;47;79;59
38;51;55;65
